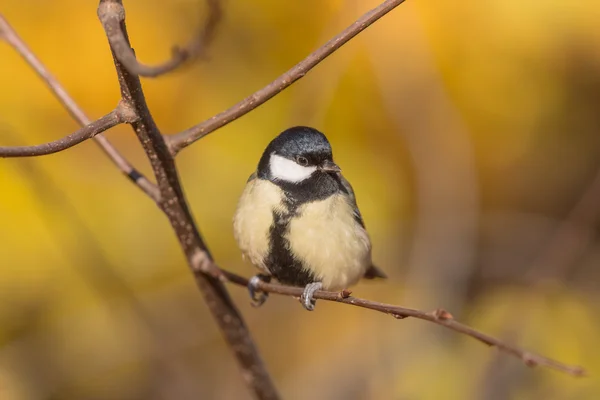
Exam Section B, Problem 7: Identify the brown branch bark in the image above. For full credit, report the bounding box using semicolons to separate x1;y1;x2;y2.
166;0;408;155
98;0;221;77
0;14;160;203
0;106;133;157
3;0;585;398
210;269;586;377
97;1;279;399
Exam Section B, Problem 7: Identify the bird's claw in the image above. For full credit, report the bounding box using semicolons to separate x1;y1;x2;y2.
301;282;323;311
248;274;270;307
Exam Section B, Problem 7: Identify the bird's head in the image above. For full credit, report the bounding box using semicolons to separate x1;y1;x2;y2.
258;126;341;183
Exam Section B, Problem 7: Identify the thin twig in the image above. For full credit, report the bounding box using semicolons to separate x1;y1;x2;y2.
97;1;280;399
166;0;408;155
0;106;132;157
98;0;221;77
212;269;586;377
0;13;160;202
5;0;584;395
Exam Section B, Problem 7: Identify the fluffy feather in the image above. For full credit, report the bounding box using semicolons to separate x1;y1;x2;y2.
269;154;316;183
233;176;285;273
233;174;378;290
287;193;372;290
233;126;386;294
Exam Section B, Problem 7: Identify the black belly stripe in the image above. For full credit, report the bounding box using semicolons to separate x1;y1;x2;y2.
264;197;316;287
260;171;358;287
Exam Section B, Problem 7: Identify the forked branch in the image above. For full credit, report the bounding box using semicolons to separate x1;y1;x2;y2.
0;14;160;202
97;1;279;398
0;105;134;158
1;1;586;399
98;0;222;77
166;0;408;155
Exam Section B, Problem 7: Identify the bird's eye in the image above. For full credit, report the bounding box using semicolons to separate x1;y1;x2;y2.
296;156;309;166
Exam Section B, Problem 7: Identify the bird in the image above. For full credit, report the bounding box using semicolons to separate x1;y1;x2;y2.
233;126;386;310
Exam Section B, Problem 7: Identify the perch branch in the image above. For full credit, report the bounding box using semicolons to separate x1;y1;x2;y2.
6;0;580;397
0;14;160;202
97;1;279;399
0;106;133;157
210;269;586;377
166;0;408;155
98;0;222;77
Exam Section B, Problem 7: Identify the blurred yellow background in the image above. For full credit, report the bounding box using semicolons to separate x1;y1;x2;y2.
1;0;599;399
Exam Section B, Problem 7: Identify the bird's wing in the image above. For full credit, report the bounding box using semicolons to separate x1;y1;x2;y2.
247;171;257;183
338;173;366;228
338;174;388;280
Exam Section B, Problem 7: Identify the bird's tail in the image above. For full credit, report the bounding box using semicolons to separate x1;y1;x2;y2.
363;264;387;279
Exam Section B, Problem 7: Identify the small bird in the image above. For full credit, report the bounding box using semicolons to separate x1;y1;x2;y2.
233;126;386;310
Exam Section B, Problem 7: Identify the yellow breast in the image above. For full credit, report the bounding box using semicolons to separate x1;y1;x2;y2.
287;193;372;290
233;178;285;272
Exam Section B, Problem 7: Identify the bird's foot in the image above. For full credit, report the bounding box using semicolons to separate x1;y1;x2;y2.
248;274;271;307
301;282;323;311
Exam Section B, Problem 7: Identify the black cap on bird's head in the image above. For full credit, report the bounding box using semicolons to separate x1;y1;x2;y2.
258;126;341;182
267;126;331;159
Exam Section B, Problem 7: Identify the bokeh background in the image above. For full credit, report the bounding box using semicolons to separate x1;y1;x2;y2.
1;0;599;399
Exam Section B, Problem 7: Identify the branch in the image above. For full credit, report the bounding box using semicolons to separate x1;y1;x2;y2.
166;0;408;155
98;0;222;77
97;1;279;399
2;0;586;395
210;269;586;377
0;105;134;157
0;13;160;203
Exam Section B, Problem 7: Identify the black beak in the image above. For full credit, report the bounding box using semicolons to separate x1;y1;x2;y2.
319;160;341;173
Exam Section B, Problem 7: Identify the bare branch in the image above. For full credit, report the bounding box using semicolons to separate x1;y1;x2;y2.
0;105;133;158
167;0;408;155
8;0;582;395
211;269;587;378
97;1;279;398
97;0;222;78
0;13;160;202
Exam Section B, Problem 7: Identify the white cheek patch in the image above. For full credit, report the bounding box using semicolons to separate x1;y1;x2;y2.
269;154;316;183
